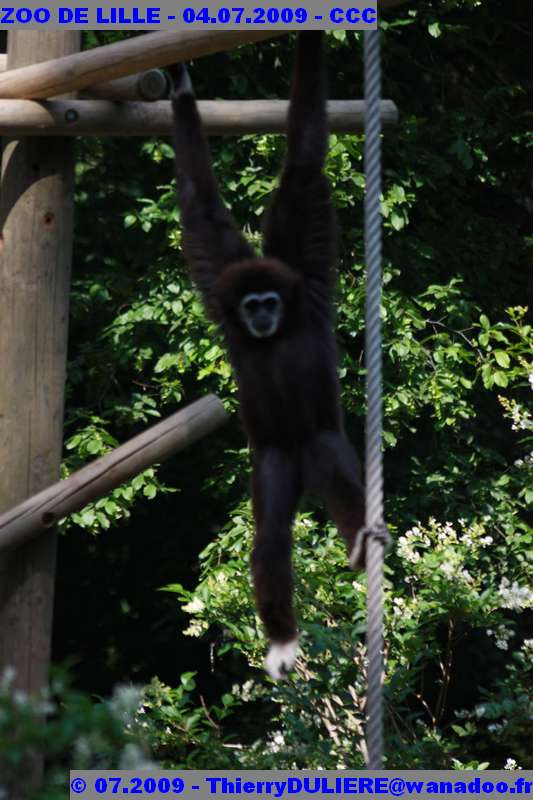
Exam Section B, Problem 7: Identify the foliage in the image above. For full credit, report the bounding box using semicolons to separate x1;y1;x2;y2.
51;0;533;773
168;307;532;768
0;671;153;799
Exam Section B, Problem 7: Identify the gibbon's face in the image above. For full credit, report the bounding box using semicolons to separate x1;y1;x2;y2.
238;291;282;339
215;258;300;340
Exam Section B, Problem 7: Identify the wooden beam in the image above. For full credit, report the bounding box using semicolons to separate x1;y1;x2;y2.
80;69;169;101
0;30;80;798
0;54;169;101
0;395;228;554
0;31;285;99
0;98;398;136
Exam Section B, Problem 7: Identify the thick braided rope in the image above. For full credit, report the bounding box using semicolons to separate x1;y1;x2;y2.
363;29;387;770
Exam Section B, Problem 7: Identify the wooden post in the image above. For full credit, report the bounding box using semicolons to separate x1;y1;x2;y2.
0;98;399;137
0;30;79;796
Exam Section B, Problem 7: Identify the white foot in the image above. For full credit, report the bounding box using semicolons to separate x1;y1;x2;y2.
264;638;299;680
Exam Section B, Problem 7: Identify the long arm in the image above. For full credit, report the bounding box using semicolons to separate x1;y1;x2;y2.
262;32;337;290
170;64;254;320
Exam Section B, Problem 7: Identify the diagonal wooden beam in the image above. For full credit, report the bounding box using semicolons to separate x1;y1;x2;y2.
0;54;170;101
0;30;286;99
0;395;228;553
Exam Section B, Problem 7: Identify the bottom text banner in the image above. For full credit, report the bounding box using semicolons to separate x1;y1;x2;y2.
69;770;533;800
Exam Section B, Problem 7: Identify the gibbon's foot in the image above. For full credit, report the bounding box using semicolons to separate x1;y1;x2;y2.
349;525;392;571
264;637;299;680
168;63;193;96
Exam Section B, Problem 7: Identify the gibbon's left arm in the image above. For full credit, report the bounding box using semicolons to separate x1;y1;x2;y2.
169;64;254;320
262;32;337;295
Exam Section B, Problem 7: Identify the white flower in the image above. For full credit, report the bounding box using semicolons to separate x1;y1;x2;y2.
504;757;522;770
480;536;493;546
12;690;28;708
0;666;16;693
510;403;532;431
183;619;208;637
457;568;473;585
109;684;142;724
397;535;421;563
441;562;455;577
266;731;286;753
119;742;156;770
528;373;533;389
443;522;455;536
182;597;205;614
499;577;533;611
239;680;255;702
73;736;92;765
37;699;56;716
522;639;533;658
488;723;504;734
487;624;514;651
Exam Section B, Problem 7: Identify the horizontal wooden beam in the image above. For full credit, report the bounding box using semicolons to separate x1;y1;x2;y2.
0;98;398;137
0;394;228;553
0;54;169;101
0;31;285;99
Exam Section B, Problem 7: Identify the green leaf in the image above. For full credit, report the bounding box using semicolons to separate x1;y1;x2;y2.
391;212;405;231
493;371;508;387
451;724;467;736
494;350;510;368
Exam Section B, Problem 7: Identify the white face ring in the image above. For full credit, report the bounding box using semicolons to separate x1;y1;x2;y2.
239;292;282;338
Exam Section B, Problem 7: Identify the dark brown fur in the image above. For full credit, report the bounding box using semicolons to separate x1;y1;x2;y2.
170;33;365;649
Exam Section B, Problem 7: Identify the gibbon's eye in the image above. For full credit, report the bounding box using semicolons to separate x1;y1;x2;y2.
243;296;260;314
264;295;281;313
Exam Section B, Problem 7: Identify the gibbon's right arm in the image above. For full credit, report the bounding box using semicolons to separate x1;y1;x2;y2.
169;64;254;319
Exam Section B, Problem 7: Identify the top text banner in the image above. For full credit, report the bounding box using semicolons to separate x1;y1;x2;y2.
0;0;377;29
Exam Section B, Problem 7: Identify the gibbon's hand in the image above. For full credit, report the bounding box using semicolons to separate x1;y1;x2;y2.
167;63;193;96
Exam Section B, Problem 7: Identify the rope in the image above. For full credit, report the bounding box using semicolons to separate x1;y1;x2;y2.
351;28;391;770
